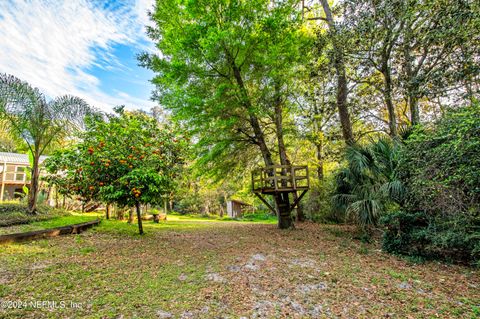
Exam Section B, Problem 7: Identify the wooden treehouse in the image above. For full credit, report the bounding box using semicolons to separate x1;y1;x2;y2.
251;165;309;215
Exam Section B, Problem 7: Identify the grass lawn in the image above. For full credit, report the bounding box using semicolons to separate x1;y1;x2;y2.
0;215;479;318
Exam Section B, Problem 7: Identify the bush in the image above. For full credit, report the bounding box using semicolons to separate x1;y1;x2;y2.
399;104;480;216
0;202;69;227
382;211;480;265
241;212;277;222
382;103;480;265
331;137;404;231
303;178;341;223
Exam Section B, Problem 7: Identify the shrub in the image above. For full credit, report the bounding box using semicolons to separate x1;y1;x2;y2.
241;212;277;222
399;104;480;216
0;202;69;227
303;177;341;223
331;137;404;232
382;211;480;265
382;103;480;265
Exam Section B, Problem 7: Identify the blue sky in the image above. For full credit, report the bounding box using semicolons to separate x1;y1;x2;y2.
0;0;157;112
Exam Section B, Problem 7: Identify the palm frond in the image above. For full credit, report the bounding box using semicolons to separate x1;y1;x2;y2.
49;95;96;131
332;136;403;230
345;144;374;175
379;180;405;202
346;199;383;228
0;73;46;116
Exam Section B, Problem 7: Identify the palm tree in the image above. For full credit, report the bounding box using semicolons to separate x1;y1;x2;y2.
332;137;405;231
0;74;95;213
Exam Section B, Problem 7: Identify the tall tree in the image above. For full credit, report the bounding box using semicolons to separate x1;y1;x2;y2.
0;74;94;213
399;0;479;125
344;0;406;136
319;0;354;144
141;0;311;228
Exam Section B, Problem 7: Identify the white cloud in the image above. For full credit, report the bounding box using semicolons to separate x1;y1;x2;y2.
0;0;156;112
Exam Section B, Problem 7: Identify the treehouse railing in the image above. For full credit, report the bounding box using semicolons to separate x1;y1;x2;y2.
252;165;309;194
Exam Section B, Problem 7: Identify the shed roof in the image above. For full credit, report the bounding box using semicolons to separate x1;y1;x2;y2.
228;199;252;206
0;152;48;165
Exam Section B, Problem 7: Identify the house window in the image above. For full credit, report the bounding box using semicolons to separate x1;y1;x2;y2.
4;165;15;181
15;166;26;181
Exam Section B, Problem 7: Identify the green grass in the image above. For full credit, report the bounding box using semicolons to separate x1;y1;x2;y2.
93;211;276;237
166;211;277;224
0;208;276;237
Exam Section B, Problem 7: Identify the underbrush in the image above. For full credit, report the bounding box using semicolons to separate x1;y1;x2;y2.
241;212;277;222
0;202;70;227
381;211;480;266
167;210;277;223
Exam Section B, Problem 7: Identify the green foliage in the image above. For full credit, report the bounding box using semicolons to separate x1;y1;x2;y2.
332;137;404;231
382;103;480;265
381;211;480;265
303;177;339;223
241;212;277;222
140;0;313;174
399;104;480;215
0;202;69;227
44;108;187;233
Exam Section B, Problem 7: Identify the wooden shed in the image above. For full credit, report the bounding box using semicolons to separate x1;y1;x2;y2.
226;199;252;218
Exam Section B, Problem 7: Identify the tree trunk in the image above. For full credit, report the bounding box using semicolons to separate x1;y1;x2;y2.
27;153;40;214
46;186;51;203
135;202;144;235
316;141;324;182
128;208;134;224
320;0;354;145
276;192;292;229
273;84;289;168
382;61;397;136
219;205;224;218
229;56;275;168
294;191;305;222
106;204;110;220
55;190;59;208
409;95;420;126
169;191;174;211
116;206;125;220
402;28;420;126
273;87;296;227
220;191;227;218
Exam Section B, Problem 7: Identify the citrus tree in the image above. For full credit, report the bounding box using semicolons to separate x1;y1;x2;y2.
43;149;98;210
46;107;187;234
